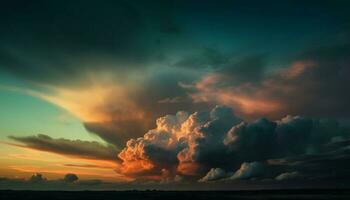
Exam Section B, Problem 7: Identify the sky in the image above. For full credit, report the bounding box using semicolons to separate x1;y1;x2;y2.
0;0;350;190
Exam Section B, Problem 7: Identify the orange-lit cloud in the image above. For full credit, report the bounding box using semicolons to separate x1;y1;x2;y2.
40;84;144;124
115;106;241;180
187;73;282;120
279;60;315;79
114;104;350;183
0;72;152;147
183;60;325;120
0;77;145;124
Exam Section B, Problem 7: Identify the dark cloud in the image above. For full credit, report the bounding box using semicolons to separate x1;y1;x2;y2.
267;142;350;181
8;134;117;161
83;121;150;149
199;145;350;182
267;44;350;119
63;164;111;169
0;0;183;85
63;173;79;183
29;173;47;183
224;118;277;162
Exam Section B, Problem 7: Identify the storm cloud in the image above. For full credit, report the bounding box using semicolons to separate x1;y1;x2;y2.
114;106;350;182
0;0;184;85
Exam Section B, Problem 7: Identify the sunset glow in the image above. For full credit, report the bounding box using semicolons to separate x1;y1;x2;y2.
0;0;349;191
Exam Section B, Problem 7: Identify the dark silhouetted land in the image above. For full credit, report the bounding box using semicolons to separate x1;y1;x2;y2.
1;189;350;200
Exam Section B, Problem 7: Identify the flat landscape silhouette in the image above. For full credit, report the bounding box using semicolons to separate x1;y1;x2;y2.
1;189;350;200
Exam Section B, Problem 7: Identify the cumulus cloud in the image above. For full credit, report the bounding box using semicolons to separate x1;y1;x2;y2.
275;171;303;181
198;168;231;182
230;162;265;180
114;106;350;182
116;106;241;178
9;134;117;161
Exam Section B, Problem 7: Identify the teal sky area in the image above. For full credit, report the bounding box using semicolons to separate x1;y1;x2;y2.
0;74;100;142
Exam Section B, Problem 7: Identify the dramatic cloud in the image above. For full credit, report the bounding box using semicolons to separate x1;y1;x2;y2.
114;106;350;181
198;141;350;183
1;1;349;154
9;134;117;161
1;0;350;188
116;106;241;178
185;44;350;120
0;0;200;149
37;82;151;147
0;60;204;149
